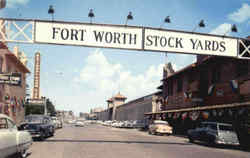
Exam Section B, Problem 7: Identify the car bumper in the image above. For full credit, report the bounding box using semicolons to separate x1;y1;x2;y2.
156;130;173;134
215;140;240;145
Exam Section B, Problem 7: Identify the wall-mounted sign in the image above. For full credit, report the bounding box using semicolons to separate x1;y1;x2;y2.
0;73;21;86
35;21;143;50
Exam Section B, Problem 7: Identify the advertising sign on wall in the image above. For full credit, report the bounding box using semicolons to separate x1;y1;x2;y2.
0;73;21;86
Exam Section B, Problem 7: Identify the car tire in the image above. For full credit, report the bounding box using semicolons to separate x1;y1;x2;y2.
148;130;151;135
188;136;194;143
40;132;45;141
17;149;28;158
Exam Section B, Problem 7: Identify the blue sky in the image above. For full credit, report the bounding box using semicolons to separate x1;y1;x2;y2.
2;0;250;115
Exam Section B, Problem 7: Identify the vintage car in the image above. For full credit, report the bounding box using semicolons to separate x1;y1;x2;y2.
148;120;173;135
0;114;32;158
19;115;55;141
75;120;85;127
51;117;63;129
187;122;239;146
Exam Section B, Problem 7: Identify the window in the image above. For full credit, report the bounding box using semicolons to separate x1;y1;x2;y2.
7;119;16;129
212;66;221;84
0;118;7;129
168;79;173;96
0;56;3;73
177;77;183;92
237;60;248;77
219;125;234;131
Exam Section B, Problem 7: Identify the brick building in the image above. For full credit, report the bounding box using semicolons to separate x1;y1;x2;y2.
0;43;30;126
146;37;250;147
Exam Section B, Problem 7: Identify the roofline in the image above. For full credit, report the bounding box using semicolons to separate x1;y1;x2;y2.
162;63;196;81
5;52;30;73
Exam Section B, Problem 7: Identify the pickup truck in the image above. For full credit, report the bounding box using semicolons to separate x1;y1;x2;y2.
0;114;32;158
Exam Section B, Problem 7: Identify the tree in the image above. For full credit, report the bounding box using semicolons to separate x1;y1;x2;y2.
25;98;56;116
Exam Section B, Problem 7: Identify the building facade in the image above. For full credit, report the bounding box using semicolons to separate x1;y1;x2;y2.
146;38;250;147
0;43;30;126
96;92;158;122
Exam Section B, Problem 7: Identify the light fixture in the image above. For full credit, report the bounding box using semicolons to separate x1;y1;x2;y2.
192;19;205;32
48;5;55;21
160;16;171;29
223;24;237;37
88;9;95;23
125;12;133;25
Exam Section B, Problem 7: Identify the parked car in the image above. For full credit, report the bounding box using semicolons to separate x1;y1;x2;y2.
148;120;173;135
132;120;146;129
187;122;239;146
75;120;85;127
19;115;55;141
51;117;63;129
0;114;32;158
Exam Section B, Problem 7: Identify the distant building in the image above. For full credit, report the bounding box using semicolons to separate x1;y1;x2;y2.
79;112;89;119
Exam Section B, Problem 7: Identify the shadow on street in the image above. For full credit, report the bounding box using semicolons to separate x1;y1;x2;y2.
184;140;250;152
44;139;192;145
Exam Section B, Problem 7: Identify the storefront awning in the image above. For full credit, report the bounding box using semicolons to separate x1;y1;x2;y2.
145;101;250;115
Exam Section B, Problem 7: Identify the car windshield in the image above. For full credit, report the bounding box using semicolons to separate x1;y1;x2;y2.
25;116;43;123
219;125;234;131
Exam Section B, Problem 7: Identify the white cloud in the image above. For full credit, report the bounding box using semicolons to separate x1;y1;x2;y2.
74;49;164;104
210;23;232;35
6;0;30;8
228;3;250;23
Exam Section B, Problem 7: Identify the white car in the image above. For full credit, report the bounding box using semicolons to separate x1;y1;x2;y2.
75;121;85;127
0;114;32;158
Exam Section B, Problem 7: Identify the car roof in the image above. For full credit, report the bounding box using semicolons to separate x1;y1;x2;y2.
0;114;13;121
153;120;168;124
202;121;232;126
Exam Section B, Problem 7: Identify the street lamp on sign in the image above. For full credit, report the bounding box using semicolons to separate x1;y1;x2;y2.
192;19;205;32
125;12;133;26
88;9;95;24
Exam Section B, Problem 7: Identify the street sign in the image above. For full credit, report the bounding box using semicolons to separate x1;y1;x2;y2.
27;99;44;105
0;73;22;86
144;28;238;57
35;21;143;50
0;18;249;58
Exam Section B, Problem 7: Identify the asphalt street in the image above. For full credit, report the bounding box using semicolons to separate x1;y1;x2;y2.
25;124;250;158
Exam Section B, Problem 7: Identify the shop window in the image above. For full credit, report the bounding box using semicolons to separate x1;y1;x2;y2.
212;66;221;84
188;72;195;83
0;56;3;73
177;77;183;92
237;60;248;77
168;79;173;96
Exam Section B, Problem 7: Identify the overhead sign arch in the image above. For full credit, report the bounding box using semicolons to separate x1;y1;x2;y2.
0;18;249;58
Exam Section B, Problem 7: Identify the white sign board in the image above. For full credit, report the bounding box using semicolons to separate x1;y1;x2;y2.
34;20;239;57
28;99;44;105
35;21;143;50
144;29;238;57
